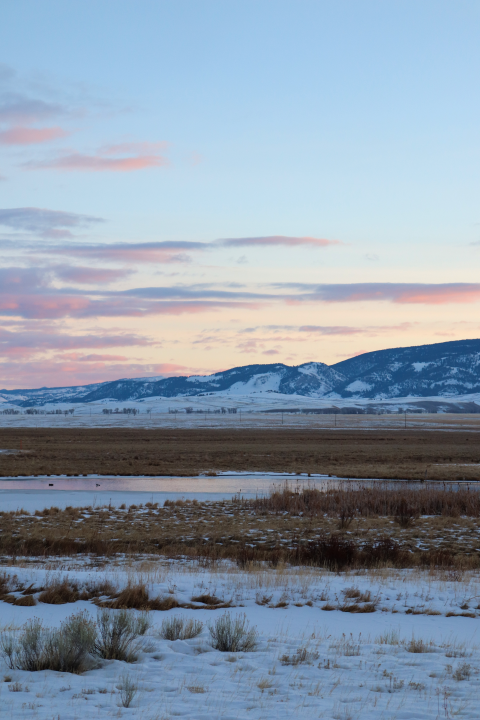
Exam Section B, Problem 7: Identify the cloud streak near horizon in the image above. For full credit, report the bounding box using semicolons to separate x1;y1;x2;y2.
217;235;341;248
2;268;480;322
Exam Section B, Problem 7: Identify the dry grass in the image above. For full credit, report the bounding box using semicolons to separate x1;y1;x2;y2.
3;482;480;570
280;647;319;665
253;483;480;518
39;578;79;604
2;493;480;570
1;426;480;480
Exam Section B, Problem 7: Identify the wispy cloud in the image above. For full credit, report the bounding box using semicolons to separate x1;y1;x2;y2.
25;141;169;172
52;265;132;284
46;240;207;263
0;359;196;389
0;326;155;360
0;125;68;145
298;323;412;335
0;93;65;124
217;235;341;248
275;282;480;305
0;293;262;320
0;207;104;238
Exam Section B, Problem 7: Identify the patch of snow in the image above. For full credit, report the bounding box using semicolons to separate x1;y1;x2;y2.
345;380;372;392
412;362;432;372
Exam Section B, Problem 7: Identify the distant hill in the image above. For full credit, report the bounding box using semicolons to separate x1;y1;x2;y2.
2;338;480;406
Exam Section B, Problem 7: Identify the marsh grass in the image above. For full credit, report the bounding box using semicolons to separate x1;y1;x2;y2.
253;483;480;519
3;483;480;570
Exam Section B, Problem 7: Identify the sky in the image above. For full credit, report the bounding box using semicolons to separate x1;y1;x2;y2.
0;0;480;389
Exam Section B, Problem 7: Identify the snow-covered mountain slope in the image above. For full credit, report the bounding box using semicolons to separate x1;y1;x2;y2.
331;338;480;399
1;339;480;406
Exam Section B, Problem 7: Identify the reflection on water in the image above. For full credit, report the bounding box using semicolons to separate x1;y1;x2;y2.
0;474;327;494
0;474;475;494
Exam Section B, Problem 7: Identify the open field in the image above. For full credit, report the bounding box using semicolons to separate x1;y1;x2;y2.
2;560;480;719
1;424;480;480
3;481;480;718
2;410;480;432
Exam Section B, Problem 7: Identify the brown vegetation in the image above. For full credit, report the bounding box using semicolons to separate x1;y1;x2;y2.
1;426;480;480
2;483;480;570
252;483;480;518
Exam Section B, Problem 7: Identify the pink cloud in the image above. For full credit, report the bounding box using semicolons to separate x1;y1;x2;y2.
218;235;341;248
60;353;129;362
24;141;169;172
0;359;206;389
0;125;68;145
0;327;153;352
317;283;480;304
262;349;280;355
0;294;262;320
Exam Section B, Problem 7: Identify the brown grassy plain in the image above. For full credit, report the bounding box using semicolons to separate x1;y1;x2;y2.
0;426;480;480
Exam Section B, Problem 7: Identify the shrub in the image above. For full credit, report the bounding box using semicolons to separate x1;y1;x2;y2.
0;609;150;673
208;613;257;652
159;616;203;641
94;609;149;662
0;612;97;674
116;671;138;708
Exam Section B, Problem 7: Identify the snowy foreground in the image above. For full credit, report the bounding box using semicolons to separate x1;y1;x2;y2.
2;562;480;719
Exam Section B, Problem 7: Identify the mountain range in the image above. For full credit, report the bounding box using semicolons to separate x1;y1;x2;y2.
2;338;480;407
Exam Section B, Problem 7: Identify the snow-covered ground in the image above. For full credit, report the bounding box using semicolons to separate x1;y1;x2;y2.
2;562;480;719
2;389;480;427
1;401;480;430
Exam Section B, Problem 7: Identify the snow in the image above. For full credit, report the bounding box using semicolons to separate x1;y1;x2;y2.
412;362;432;372
345;380;372;392
226;373;282;394
2;562;480;719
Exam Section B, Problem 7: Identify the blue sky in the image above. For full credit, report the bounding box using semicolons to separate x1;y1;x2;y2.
0;1;479;387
